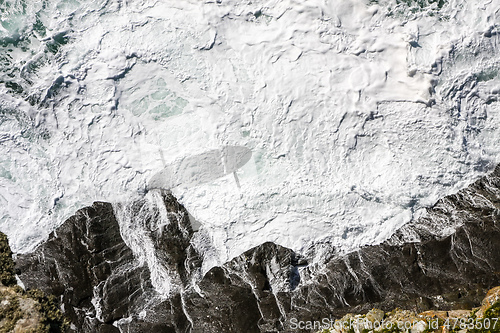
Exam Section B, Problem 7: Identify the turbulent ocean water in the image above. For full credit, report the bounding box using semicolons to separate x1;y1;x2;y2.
0;0;499;268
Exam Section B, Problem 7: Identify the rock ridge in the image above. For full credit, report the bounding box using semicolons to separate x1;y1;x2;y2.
14;164;500;333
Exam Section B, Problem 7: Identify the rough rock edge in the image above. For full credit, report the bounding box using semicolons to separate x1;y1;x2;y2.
14;164;500;333
0;231;69;332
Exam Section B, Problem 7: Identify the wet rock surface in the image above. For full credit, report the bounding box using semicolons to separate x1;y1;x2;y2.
285;164;500;327
15;202;143;332
14;165;500;332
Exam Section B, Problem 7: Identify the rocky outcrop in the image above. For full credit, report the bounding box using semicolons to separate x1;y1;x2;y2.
15;192;196;332
0;232;68;332
14;164;500;333
280;163;500;329
0;285;43;332
183;242;304;333
476;286;500;319
16;201;140;332
0;232;16;287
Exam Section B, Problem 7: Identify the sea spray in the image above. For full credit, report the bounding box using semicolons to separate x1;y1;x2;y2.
113;190;180;297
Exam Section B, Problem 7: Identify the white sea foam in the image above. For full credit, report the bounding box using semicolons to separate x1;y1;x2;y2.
0;0;499;270
113;190;178;296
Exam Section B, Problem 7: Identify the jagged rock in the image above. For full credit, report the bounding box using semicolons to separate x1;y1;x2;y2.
115;190;202;289
0;231;68;332
277;165;500;330
14;165;500;333
183;266;262;333
15;191;197;333
16;200;172;332
183;242;302;333
16;201;134;331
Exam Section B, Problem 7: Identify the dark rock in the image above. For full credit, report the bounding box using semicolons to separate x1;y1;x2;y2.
183;242;302;333
183;266;261;333
14;165;500;333
0;231;16;286
16;201;138;331
277;163;500;330
15;192;195;332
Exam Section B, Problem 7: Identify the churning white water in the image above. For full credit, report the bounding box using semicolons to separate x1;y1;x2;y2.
0;0;499;268
113;190;179;296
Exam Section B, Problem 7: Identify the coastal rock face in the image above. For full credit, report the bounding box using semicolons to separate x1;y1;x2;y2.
15;202;142;332
15;165;500;333
183;242;303;333
0;232;68;332
284;163;500;325
319;285;500;333
15;195;193;333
